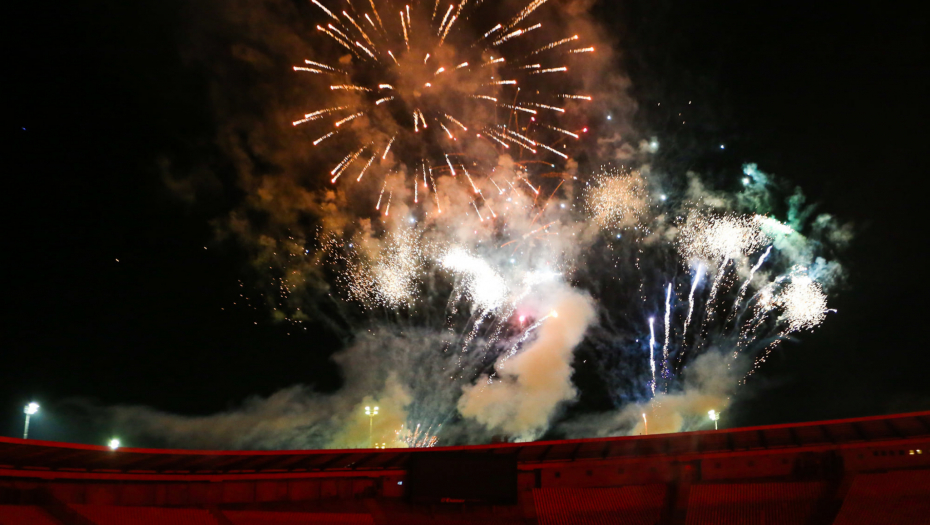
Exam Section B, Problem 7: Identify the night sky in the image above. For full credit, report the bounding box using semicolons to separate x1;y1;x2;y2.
5;0;927;446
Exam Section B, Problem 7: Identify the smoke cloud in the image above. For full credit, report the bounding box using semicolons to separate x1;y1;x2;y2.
458;286;596;440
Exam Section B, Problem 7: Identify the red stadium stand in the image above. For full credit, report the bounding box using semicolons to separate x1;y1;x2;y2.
0;504;60;525
685;481;829;525
533;486;666;525
832;469;930;525
0;411;926;524
222;510;375;524
70;504;221;525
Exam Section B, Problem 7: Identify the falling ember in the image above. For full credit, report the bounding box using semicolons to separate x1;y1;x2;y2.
520;176;540;194
445;155;456;176
438;4;454;35
472;201;484;221
508;0;550;29
530;35;578;55
492;23;541;46
400;11;409;49
330;147;365;182
384;191;392;216
356;154;376;182
330;84;371;91
382;135;395;159
311;0;338;21
543;124;578;138
440;122;454;139
334;112;364;127
368;0;384;30
444;114;468;131
531;67;568;74
461;165;479;193
316;131;338;147
376;180;387;210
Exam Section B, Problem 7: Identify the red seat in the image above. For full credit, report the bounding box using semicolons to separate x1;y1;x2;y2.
832;469;930;525
222;510;375;524
0;505;60;525
685;482;828;525
534;486;666;525
71;504;221;525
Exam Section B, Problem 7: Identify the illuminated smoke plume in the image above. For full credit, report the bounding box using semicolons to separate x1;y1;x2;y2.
458;287;596;440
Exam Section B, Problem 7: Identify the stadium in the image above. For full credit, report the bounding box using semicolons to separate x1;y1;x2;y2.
1;410;928;524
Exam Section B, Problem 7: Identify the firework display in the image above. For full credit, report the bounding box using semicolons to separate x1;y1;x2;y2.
224;0;847;448
293;0;590;216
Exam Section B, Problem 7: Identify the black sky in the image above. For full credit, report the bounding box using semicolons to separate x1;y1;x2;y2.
5;0;928;445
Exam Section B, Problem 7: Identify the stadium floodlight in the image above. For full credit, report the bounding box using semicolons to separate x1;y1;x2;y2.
108;438;121;451
23;402;39;439
365;405;379;448
708;409;720;430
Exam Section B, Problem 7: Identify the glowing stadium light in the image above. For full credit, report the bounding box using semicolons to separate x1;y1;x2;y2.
108;438;121;450
708;409;720;430
365;405;379;447
23;402;39;439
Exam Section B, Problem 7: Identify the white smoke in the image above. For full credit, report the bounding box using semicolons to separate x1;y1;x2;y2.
458;285;597;441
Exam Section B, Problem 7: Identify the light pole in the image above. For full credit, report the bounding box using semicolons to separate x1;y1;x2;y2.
708;409;720;430
23;402;39;439
108;438;121;451
364;405;379;448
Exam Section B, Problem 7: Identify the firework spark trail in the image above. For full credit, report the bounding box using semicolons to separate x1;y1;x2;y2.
500;310;557;364
507;0;550;29
330;146;366;182
682;264;704;345
375;179;387;210
367;0;384;30
663;283;672;378
729;245;772;323
314;130;338;145
356;154;376;182
648;317;656;395
530;35;578;55
382;136;395;159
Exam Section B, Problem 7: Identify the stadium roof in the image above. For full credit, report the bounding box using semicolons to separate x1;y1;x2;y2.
1;411;928;481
